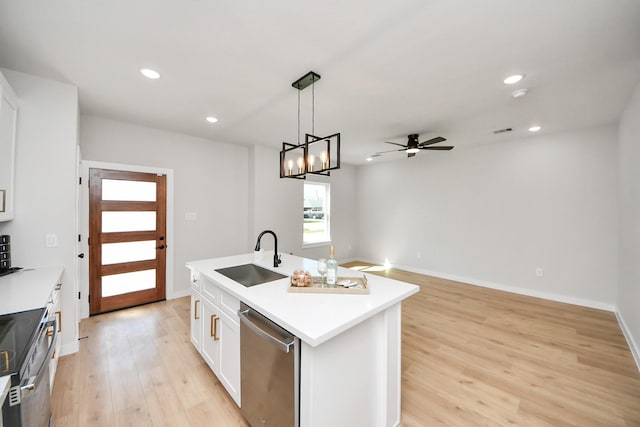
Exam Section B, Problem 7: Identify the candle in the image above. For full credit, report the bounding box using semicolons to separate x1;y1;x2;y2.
288;159;293;176
297;157;304;174
308;155;315;172
320;151;328;169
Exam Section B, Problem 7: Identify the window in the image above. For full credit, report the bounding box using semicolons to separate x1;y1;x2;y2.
303;182;330;245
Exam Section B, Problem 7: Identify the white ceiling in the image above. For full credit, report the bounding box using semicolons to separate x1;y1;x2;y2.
1;0;639;164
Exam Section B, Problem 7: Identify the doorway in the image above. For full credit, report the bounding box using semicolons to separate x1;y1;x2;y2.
88;168;167;314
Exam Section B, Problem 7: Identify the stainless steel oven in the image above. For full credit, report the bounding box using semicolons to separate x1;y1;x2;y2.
238;302;299;427
1;308;57;427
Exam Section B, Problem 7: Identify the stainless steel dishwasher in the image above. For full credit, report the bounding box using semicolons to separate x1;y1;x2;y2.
238;302;299;427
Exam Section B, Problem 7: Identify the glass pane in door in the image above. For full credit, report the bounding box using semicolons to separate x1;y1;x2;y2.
102;211;156;232
101;241;156;265
102;179;156;201
102;269;156;297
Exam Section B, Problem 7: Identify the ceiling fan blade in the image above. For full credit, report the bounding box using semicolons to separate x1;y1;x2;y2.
418;136;446;147
375;148;405;154
420;146;454;150
407;152;416;158
384;141;408;148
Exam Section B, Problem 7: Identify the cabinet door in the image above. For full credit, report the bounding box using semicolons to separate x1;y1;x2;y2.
0;72;17;222
218;309;241;405
49;282;63;391
200;298;220;374
190;289;202;351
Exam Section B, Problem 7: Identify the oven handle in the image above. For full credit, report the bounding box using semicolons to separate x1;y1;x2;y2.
20;317;57;394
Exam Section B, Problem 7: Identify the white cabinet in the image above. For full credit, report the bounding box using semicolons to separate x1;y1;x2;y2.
48;282;63;390
50;284;62;383
190;287;202;351
200;295;220;373
0;71;18;222
189;273;241;406
217;307;240;402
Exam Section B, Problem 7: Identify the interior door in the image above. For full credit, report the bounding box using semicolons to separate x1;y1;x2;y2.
89;168;167;314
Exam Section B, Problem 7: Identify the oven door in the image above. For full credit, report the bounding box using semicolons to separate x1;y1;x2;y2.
2;318;58;427
18;317;57;427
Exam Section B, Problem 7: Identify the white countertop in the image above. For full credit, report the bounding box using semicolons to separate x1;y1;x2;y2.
0;266;64;314
187;252;419;347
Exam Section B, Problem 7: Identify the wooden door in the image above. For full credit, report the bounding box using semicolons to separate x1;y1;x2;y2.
89;168;167;314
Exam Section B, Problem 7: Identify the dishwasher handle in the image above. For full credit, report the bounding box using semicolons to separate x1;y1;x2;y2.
238;308;295;353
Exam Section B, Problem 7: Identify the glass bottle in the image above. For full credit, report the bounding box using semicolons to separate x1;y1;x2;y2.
326;245;338;287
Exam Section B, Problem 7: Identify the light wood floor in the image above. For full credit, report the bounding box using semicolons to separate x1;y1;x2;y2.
52;263;640;426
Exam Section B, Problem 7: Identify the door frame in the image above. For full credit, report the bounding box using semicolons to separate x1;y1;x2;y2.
78;160;175;319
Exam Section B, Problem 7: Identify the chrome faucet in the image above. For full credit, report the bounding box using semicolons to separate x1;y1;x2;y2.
254;230;282;268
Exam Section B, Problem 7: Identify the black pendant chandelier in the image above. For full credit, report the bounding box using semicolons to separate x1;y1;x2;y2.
280;71;341;179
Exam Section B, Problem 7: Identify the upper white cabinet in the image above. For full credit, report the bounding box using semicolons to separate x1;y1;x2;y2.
0;71;18;222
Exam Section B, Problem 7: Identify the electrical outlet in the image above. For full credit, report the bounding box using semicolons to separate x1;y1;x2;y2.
416;251;422;259
536;268;544;277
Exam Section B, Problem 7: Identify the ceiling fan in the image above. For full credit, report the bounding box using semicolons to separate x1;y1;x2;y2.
377;134;454;158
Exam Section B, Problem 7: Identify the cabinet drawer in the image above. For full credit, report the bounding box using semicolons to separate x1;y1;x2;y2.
201;276;218;305
190;270;201;292
219;288;240;320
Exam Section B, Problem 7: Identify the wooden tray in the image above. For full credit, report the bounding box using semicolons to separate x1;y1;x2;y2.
288;276;369;294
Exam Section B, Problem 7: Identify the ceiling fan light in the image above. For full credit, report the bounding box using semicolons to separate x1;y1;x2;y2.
406;148;420;154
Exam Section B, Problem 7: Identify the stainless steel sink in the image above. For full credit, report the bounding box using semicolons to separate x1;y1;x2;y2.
214;264;287;287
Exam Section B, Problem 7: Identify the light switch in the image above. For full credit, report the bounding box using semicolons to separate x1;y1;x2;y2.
46;234;58;247
185;212;197;221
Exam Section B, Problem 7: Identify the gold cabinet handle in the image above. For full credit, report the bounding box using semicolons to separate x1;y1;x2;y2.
55;311;62;332
194;299;200;320
210;314;220;340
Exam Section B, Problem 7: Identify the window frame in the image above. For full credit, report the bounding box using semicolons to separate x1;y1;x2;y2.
303;181;331;247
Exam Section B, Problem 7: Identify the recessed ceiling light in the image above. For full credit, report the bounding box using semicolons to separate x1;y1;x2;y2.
528;125;542;132
512;88;528;98
503;74;524;85
366;157;373;162
140;68;160;79
206;116;218;124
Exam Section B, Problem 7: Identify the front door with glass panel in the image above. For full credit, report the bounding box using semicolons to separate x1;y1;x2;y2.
89;168;167;314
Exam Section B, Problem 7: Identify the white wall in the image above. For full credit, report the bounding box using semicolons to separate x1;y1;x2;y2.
249;144;358;262
355;125;619;309
80;116;250;296
80;123;358;296
0;69;79;355
618;82;640;366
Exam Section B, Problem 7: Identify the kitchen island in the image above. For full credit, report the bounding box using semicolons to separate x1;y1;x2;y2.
186;252;418;427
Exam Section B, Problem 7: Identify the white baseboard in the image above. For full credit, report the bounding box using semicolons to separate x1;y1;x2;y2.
170;288;190;299
615;311;640;373
61;341;79;357
356;257;616;312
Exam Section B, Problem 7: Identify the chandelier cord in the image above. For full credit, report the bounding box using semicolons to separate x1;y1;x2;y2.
312;79;315;136
297;89;301;146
